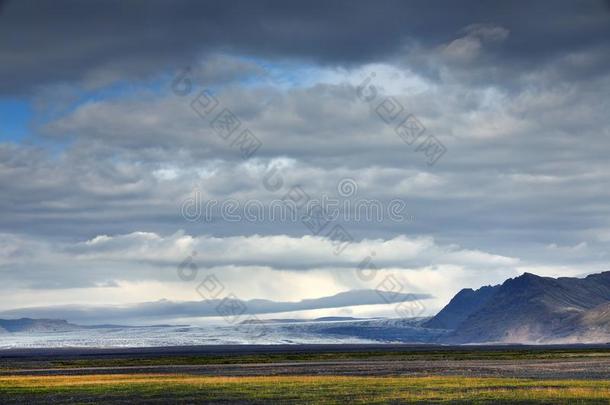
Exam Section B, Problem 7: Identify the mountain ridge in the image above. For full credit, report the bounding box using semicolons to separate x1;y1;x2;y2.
430;271;610;344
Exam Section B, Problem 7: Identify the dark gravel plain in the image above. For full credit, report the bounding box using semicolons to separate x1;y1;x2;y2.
2;343;610;379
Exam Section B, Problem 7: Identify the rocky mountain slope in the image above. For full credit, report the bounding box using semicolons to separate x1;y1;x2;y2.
427;271;610;343
423;285;500;330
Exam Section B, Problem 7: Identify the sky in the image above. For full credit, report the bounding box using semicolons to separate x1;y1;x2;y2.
1;0;610;323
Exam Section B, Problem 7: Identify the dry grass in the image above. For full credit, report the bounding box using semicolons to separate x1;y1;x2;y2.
1;374;610;403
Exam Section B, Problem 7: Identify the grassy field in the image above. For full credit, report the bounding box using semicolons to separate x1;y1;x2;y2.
2;347;609;403
3;347;610;371
1;374;610;404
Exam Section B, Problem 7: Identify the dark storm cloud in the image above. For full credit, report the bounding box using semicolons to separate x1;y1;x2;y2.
1;0;609;94
2;0;610;312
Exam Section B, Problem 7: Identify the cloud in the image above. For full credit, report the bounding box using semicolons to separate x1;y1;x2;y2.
0;231;604;317
1;1;609;94
4;80;610;263
61;231;519;271
440;24;509;63
0;289;430;324
0;231;519;283
0;230;523;316
2;1;610;320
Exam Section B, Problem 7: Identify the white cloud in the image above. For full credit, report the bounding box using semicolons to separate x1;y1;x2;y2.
0;231;522;314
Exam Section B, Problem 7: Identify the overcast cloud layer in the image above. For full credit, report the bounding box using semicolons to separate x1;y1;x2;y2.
1;1;610;321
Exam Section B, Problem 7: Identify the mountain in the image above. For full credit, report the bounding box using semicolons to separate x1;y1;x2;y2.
0;318;82;333
423;285;499;329
240;316;367;324
0;289;432;325
429;271;610;344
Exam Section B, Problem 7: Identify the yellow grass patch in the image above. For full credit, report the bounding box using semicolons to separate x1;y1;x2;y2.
1;374;609;403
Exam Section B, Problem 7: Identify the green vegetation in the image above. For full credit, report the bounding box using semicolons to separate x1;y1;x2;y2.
2;348;609;403
1;374;609;404
3;348;610;371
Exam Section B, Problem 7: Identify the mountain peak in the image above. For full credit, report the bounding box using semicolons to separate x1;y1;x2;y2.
517;272;543;280
502;272;547;290
442;270;610;343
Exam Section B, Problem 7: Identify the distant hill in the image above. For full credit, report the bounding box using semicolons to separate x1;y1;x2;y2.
240;316;365;324
427;271;610;344
0;318;188;334
0;289;431;325
0;318;82;333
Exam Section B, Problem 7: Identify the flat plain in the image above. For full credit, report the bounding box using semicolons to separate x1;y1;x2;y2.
1;344;609;404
